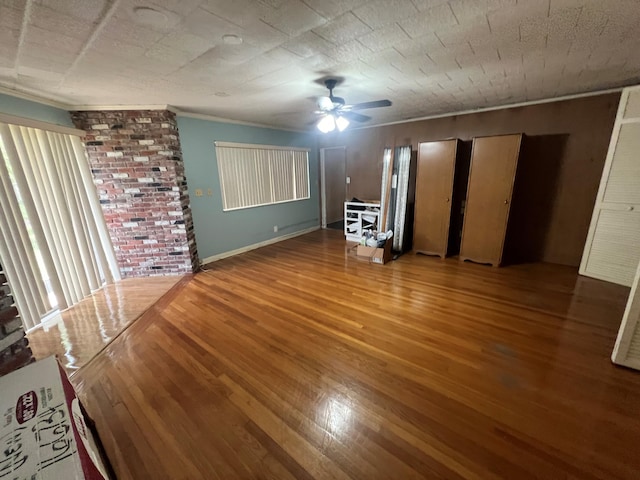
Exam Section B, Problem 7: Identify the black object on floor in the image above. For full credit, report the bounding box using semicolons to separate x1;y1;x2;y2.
326;220;344;230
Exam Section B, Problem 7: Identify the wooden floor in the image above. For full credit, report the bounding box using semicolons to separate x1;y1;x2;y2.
72;230;640;480
28;276;181;374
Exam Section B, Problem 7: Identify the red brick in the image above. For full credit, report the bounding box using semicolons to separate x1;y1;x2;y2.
72;109;198;278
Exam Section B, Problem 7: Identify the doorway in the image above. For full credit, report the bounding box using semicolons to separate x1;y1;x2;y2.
320;146;347;230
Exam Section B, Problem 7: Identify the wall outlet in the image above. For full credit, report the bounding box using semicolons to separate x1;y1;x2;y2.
346;176;351;184
195;189;203;197
273;225;278;232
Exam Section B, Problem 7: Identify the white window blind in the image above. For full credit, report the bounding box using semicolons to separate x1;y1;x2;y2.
0;122;120;330
215;142;310;211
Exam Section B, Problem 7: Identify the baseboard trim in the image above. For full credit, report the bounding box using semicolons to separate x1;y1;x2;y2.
200;226;320;266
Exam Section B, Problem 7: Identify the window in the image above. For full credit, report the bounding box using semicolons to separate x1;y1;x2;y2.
0;121;120;330
215;142;310;211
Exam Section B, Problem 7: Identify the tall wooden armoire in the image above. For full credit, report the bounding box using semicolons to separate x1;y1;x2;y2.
459;134;523;266
413;139;469;258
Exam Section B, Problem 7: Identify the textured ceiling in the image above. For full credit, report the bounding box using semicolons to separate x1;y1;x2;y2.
1;0;639;129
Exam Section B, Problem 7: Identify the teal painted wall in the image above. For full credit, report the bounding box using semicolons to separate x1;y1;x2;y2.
177;116;320;260
0;92;73;128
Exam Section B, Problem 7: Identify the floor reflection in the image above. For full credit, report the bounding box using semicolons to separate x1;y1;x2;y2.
323;395;353;436
315;391;355;448
27;276;181;375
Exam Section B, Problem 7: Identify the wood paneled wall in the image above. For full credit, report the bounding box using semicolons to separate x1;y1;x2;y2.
319;93;620;266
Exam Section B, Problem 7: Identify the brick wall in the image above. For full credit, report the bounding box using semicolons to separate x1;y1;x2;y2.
71;110;198;277
0;268;34;377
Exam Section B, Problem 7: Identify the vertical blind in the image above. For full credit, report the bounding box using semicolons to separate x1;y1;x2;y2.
215;142;310;211
392;146;412;252
0;122;120;330
379;146;412;251
380;147;392;231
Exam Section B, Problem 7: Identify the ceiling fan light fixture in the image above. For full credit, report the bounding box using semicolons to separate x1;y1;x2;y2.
336;115;349;132
317;115;336;133
313;78;391;132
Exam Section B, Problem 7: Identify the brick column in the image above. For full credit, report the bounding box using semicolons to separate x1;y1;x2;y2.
71;110;198;277
0;268;34;377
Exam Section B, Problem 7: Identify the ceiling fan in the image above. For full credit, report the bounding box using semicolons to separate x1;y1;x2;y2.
315;79;392;133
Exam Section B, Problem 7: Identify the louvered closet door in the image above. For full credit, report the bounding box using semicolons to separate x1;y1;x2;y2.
580;86;640;286
612;260;640;369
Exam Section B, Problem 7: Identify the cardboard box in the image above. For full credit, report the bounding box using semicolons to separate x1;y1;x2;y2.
0;356;113;479
356;239;393;265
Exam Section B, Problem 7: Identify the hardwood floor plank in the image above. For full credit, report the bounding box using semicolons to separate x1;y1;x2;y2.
28;276;183;374
220;373;353;480
244;420;316;480
72;230;639;479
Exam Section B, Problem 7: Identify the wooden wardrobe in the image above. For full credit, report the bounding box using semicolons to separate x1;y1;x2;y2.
459;134;523;266
413;139;469;258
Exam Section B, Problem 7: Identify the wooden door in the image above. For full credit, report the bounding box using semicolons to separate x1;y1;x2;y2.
413;140;457;257
460;134;522;266
322;147;346;226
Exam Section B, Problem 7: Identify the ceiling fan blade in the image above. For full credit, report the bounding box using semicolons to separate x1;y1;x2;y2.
350;99;392;110
342;111;371;123
317;96;333;110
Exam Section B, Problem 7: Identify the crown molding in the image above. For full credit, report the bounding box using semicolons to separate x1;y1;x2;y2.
0;84;71;110
174;109;307;133
0;83;629;135
356;87;625;130
70;104;174;112
0;85;306;131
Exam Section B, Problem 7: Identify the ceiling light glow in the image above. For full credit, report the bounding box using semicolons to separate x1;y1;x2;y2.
317;114;349;133
317;115;336;133
336;116;349;132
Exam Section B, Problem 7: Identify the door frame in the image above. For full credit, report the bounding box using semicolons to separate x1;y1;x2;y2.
319;146;346;229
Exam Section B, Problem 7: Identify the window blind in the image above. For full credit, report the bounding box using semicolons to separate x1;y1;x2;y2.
0;123;120;330
215;142;310;211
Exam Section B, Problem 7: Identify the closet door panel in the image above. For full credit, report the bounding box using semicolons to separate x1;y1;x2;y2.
584;209;640;286
612;254;640;370
460;134;522;265
581;85;640;286
413;141;456;257
602;123;640;205
623;89;640;118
